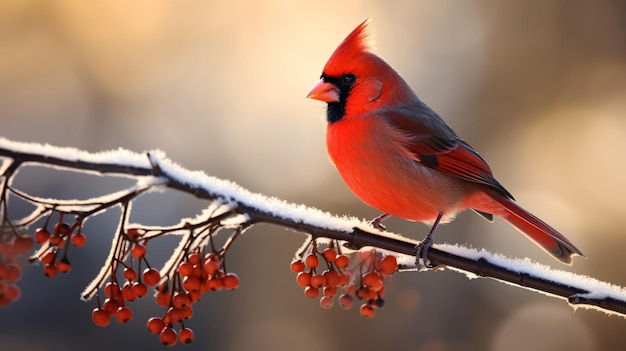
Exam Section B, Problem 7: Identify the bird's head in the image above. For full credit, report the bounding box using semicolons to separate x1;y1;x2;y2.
307;19;410;123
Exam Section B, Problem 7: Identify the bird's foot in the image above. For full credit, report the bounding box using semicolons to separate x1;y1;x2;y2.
414;211;444;270
414;237;434;270
369;213;390;231
370;221;386;231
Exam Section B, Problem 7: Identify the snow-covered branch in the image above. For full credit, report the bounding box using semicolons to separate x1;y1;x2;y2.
0;137;625;344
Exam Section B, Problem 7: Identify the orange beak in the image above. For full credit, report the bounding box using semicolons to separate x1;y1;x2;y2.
307;79;340;103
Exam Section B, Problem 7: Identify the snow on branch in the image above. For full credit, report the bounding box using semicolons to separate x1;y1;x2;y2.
0;137;625;341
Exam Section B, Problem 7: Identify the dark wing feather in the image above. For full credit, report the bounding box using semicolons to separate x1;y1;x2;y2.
385;107;514;200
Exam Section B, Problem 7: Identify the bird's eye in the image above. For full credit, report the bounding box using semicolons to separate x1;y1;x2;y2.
341;74;356;85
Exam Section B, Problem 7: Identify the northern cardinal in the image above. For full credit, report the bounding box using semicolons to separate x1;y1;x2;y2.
307;19;583;264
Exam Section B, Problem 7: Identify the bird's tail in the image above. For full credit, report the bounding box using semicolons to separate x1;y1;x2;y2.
492;195;584;264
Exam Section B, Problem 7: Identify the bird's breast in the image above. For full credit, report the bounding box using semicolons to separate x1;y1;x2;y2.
326;117;471;223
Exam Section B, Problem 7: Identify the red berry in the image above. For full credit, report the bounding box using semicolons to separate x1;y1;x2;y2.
53;222;70;236
43;264;57;278
123;267;138;281
115;306;133;323
362;272;383;291
304;253;319;269
125;228;141;240
203;260;219;275
132;281;148;297
203;277;222;292
131;244;147;258
159;327;178;346
379;255;398;275
304;286;320;299
296;272;311;287
102;298;122;315
319;295;334;309
323;286;338;297
104;282;121;299
4;284;20;302
0;264;7;279
323;270;340;287
143;268;161;286
147;317;165;334
182;275;201;292
360;303;375;318
188;290;201;302
366;288;377;300
322;248;337;262
71;232;87;247
48;234;63;247
35;228;51;244
57;258;72;274
177;262;194;277
290;259;305;273
309;273;326;288
13;235;34;254
156;290;171;307
339;294;353;309
4;264;21;282
167;307;185;324
187;253;202;265
172;292;191;308
40;251;56;265
92;308;111;327
334;254;350;269
182;305;194;319
342;284;356;296
355;287;371;300
122;282;137;301
179;328;195;344
222;273;240;290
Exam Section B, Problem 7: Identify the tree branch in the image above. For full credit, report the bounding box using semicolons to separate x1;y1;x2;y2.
1;137;625;319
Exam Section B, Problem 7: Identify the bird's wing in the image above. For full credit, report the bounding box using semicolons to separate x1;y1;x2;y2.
385;107;514;199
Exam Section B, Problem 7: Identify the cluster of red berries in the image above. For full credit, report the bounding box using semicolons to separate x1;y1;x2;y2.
290;241;398;317
33;217;87;278
91;228;240;346
147;251;239;346
90;230;157;329
1;212;85;306
0;232;34;306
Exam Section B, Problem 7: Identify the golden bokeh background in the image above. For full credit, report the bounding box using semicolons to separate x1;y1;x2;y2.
1;1;626;350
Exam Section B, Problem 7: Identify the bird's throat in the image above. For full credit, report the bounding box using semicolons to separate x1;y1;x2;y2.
326;102;345;123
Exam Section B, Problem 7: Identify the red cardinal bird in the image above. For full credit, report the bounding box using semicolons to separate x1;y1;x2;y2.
307;19;583;264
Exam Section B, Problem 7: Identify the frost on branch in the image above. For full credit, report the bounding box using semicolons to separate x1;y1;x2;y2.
1;137;626;346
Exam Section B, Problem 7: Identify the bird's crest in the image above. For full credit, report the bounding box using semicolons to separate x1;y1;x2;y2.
324;19;374;74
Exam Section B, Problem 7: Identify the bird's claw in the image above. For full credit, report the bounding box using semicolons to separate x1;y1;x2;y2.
415;238;434;270
369;213;390;231
413;211;443;270
369;220;386;231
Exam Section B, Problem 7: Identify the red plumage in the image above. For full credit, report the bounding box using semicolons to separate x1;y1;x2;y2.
308;20;583;264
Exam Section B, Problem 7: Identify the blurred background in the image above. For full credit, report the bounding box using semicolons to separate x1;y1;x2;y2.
1;0;626;350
